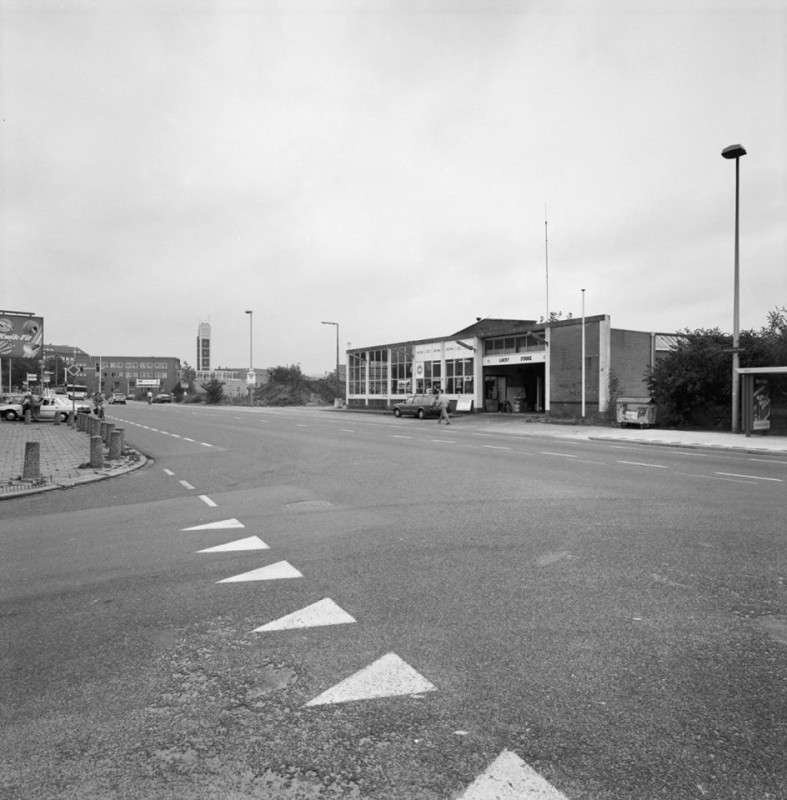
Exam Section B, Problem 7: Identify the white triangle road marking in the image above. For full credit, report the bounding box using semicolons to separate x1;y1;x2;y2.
217;561;303;583
197;536;269;553
304;652;435;707
254;598;356;632
181;518;245;531
457;750;568;800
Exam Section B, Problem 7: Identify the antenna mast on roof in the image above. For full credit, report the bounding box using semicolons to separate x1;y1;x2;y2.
544;205;549;323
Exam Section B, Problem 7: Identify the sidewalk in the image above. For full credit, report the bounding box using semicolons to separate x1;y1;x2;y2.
0;418;147;500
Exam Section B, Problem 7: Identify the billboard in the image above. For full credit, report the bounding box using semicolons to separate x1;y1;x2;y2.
0;314;44;359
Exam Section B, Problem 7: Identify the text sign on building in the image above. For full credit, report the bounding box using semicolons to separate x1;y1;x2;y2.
482;352;547;366
0;314;44;359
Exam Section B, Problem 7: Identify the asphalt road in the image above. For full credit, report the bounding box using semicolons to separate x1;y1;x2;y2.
2;404;785;800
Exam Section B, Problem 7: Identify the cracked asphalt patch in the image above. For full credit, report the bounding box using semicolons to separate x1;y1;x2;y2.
1;617;475;799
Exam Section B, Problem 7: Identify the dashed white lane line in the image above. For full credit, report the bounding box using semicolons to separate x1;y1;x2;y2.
458;750;568;800
749;457;787;465
340;429;356;433
200;442;214;447
675;472;759;484
715;472;783;482
541;451;578;458
183;437;195;442
616;460;667;469
430;439;456;444
163;468;175;476
392;434;412;439
483;444;512;451
199;495;217;507
179;480;195;490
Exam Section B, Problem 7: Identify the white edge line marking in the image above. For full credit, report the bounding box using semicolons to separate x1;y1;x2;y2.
179;480;195;490
675;472;758;484
199;495;217;507
715;472;782;482
617;461;667;469
748;457;787;465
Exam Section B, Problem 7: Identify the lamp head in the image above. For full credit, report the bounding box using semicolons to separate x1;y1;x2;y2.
721;144;747;159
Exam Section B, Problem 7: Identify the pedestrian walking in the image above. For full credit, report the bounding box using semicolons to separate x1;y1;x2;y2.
93;391;105;420
436;389;451;425
147;390;152;405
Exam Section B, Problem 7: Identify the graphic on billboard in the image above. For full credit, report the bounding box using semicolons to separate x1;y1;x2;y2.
0;314;44;359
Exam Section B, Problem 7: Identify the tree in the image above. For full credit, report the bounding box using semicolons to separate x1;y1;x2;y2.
647;308;787;428
201;377;225;405
180;362;197;394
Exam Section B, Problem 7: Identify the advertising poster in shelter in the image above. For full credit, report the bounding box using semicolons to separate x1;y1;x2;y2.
752;377;771;431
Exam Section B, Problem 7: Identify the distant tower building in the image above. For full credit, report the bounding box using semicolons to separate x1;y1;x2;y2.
197;322;211;372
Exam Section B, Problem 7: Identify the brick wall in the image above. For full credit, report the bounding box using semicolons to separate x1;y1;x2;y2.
609;330;652;397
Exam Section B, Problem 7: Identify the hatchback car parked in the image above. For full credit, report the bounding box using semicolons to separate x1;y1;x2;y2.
152;393;171;403
392;394;440;419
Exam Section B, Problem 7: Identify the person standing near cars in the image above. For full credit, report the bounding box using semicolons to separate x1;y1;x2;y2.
436;389;451;425
147;390;152;405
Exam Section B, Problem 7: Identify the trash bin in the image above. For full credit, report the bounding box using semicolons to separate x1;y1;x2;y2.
616;397;656;429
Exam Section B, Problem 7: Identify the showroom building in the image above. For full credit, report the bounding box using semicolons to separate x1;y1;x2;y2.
346;316;678;421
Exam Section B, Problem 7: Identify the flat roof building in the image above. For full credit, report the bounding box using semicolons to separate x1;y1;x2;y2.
346;316;677;422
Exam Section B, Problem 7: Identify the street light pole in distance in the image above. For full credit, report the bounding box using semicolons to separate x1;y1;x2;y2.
721;143;746;433
321;321;340;402
245;310;253;405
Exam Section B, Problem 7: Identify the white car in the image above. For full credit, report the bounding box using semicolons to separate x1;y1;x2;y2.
38;395;90;422
1;394;25;421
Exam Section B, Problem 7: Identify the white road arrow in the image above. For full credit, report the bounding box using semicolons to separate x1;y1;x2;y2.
457;750;568;800
304;652;436;707
197;536;269;553
254;598;356;632
217;561;303;583
181;518;245;531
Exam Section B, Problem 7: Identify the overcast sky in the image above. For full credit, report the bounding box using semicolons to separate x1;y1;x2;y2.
1;0;785;376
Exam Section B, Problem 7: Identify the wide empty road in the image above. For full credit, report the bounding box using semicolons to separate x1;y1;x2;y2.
2;404;785;800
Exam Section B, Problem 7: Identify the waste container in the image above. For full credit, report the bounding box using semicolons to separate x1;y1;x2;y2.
616;397;656;429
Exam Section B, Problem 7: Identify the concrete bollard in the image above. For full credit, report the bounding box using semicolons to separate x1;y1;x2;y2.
24;408;31;426
68;411;75;427
90;435;104;468
115;427;125;451
53;408;61;426
109;429;122;460
99;421;109;443
23;441;41;480
88;415;99;437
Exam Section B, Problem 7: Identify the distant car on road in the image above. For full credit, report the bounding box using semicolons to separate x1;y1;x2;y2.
392;394;440;419
152;393;171;403
109;393;126;404
1;394;25;421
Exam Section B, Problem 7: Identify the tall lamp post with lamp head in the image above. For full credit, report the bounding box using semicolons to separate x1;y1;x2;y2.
321;321;340;400
721;143;746;433
245;310;253;405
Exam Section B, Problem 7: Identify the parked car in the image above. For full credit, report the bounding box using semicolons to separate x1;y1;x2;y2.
109;392;127;404
0;394;25;421
392;394;440;419
38;395;90;422
152;393;171;403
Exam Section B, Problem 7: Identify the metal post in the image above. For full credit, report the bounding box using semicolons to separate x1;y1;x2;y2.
581;289;586;422
722;144;746;433
245;310;253;405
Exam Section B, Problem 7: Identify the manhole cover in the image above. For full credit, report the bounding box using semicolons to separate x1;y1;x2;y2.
286;500;333;511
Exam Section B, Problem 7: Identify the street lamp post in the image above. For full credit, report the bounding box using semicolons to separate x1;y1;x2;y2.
321;321;340;399
245;310;253;405
721;143;746;433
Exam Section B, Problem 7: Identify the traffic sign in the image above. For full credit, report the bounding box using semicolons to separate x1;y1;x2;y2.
66;364;80;377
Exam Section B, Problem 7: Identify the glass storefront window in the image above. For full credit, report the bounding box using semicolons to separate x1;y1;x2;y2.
349;352;367;395
369;349;388;395
446;357;474;394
